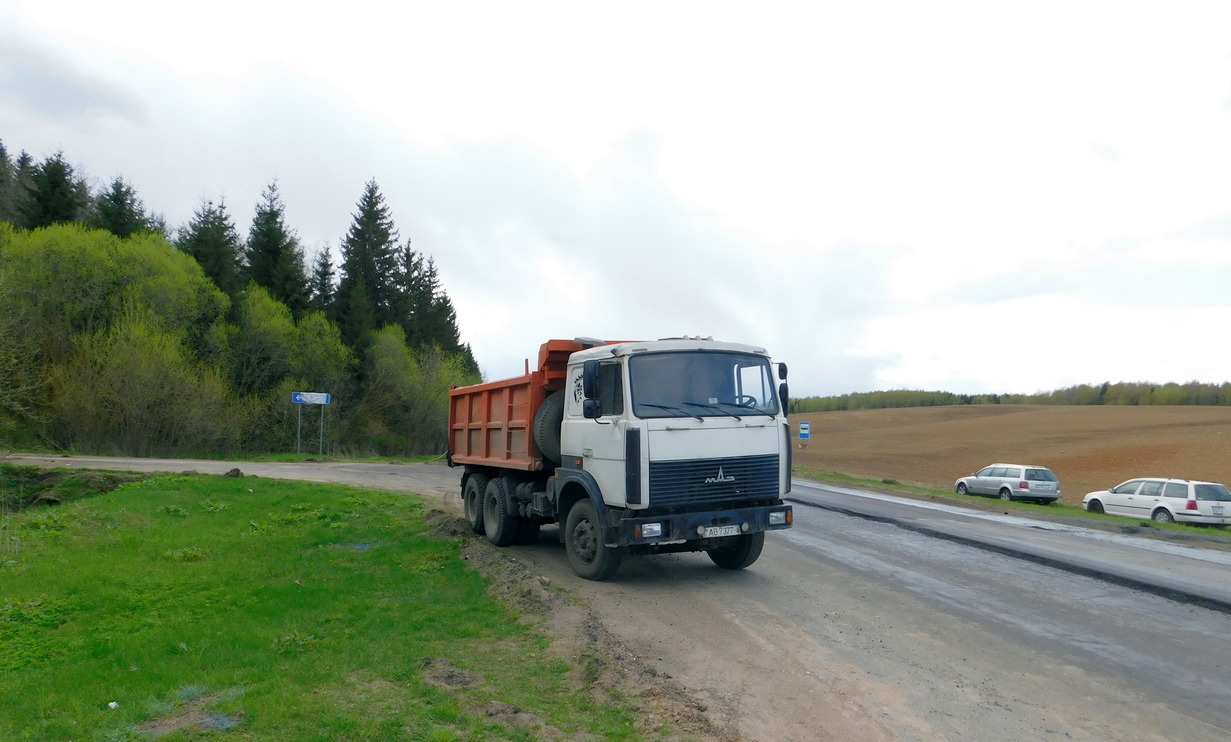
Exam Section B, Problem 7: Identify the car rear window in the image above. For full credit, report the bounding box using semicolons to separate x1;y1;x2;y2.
1025;469;1057;482
1194;484;1231;501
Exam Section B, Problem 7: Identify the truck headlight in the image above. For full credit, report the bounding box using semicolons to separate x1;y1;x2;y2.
769;510;788;526
639;523;663;538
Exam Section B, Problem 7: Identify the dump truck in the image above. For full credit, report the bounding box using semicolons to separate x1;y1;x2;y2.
446;337;794;580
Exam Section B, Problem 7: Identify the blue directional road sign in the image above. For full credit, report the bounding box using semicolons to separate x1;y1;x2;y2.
292;392;331;405
799;421;811;439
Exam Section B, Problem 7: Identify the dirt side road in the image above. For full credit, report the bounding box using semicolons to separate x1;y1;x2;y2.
7;454;1224;741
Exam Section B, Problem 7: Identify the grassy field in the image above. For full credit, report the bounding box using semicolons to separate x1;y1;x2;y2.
0;471;654;742
792;404;1231;506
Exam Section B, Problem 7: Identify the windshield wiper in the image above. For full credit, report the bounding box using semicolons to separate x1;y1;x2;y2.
638;403;704;421
683;402;741;421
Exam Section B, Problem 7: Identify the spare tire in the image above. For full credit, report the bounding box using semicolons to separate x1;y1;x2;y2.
533;391;565;465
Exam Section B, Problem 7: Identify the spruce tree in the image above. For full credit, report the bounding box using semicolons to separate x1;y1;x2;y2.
0;142;15;224
21;152;91;228
176;198;245;302
335;180;399;347
245;181;309;318
308;247;336;315
93;177;152;238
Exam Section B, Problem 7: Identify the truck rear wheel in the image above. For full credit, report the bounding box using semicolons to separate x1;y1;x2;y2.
463;473;489;534
707;532;764;570
565;499;623;581
483;478;518;547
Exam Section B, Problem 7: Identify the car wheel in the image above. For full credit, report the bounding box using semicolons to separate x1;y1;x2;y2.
1086;499;1104;514
956;482;968;495
1152;508;1175;524
999;488;1013;501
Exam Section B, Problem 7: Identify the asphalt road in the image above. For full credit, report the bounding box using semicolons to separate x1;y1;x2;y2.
789;480;1231;610
785;480;1231;736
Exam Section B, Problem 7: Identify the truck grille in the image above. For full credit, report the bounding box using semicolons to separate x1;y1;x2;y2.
649;454;779;507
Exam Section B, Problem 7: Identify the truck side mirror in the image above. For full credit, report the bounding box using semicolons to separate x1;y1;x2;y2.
583;398;602;419
582;360;600;399
778;362;788;381
778;382;789;416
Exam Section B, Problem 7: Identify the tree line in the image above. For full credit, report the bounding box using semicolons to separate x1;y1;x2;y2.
0;142;481;456
794;381;1231;413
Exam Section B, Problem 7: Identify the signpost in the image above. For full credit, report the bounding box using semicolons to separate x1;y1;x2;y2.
292;392;331;455
799;421;811;439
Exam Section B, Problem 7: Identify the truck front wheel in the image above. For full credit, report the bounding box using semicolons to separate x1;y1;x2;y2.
707;532;765;570
565;500;624;581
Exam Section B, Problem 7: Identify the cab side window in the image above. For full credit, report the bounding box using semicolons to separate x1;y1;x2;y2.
596;362;624;416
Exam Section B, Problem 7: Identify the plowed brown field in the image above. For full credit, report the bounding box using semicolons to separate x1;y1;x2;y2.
793;404;1231;505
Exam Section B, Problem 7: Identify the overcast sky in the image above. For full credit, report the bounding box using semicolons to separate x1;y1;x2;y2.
4;1;1231;397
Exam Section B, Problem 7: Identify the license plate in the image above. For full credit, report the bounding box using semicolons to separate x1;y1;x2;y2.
704;525;740;538
1213;505;1225;516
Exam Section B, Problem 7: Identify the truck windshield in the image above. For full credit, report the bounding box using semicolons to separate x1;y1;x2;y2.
628;351;779;419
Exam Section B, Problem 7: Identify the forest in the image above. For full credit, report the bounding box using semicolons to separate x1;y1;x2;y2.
0;142;480;457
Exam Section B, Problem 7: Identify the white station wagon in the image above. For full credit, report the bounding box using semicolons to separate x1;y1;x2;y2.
1082;478;1231;525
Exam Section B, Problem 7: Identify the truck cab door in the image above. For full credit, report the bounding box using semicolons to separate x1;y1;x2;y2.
563;360;633;508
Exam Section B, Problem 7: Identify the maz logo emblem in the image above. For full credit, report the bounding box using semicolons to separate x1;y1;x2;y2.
705;467;736;484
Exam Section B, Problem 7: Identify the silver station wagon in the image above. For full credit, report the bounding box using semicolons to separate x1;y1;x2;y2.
954;463;1061;504
1082;478;1231;524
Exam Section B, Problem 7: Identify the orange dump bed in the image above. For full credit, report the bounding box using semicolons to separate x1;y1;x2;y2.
448;339;589;471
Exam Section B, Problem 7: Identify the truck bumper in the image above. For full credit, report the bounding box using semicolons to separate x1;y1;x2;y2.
612;503;793;547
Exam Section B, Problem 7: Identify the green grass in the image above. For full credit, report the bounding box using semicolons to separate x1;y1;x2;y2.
0;474;642;741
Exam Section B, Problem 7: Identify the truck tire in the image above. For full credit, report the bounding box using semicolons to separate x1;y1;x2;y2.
463;473;490;534
564;499;624;580
533;391;565;465
707;532;764;570
483;478;518;547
